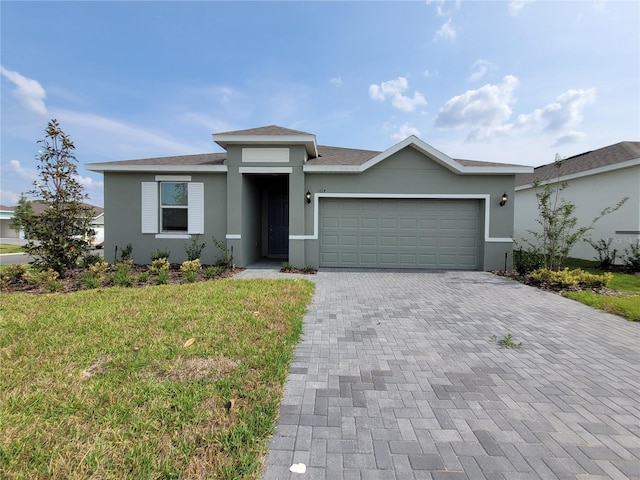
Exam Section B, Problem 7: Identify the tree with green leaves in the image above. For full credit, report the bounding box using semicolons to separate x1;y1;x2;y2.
8;194;34;240
523;157;627;271
22;119;95;276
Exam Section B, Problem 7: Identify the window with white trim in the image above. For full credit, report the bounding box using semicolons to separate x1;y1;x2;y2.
141;180;204;235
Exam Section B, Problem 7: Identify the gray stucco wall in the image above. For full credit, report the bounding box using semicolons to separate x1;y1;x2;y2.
301;147;516;270
104;172;227;264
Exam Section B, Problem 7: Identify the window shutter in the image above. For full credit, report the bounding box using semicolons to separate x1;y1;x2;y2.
141;182;158;233
188;182;204;234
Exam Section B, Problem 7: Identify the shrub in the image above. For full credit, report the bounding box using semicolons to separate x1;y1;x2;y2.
149;258;170;275
156;269;169;285
204;265;226;279
119;243;133;262
89;258;109;277
281;262;294;272
24;268;60;292
137;271;150;283
109;262;133;287
302;264;317;274
623;240;640;273
180;259;201;283
513;247;543;275
0;264;28;285
82;253;102;267
79;272;100;289
589;238;619;270
150;249;171;262
184;236;206;261
530;268;612;289
211;236;232;267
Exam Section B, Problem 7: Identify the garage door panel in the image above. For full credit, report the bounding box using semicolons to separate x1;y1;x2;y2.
320;198;481;269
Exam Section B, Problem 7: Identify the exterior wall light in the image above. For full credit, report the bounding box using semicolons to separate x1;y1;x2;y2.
306;191;312;204
499;193;508;206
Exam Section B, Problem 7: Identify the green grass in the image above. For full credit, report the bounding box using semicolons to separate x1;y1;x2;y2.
0;243;23;254
0;279;315;480
561;258;640;321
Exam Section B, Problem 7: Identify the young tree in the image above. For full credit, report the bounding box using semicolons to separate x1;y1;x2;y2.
8;194;35;240
524;157;627;271
23;119;95;276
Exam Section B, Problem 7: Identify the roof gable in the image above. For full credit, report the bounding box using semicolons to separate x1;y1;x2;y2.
213;124;318;158
304;136;531;174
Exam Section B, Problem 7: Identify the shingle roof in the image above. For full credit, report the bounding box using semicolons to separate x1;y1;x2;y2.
1;201;103;216
515;141;640;187
308;145;382;165
93;152;227;167
215;125;314;137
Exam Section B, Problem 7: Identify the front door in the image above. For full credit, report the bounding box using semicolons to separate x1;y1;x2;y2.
268;193;289;256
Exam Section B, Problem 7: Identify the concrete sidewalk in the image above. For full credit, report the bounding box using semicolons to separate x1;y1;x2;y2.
238;266;640;480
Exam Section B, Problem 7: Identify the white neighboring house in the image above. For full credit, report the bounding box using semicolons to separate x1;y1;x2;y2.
514;141;640;261
0;202;104;246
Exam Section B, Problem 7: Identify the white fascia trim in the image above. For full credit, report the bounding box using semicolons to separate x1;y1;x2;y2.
289;192;512;243
303;136;532;175
155;233;190;239
238;167;293;174
226;234;241;239
85;164;228;173
155;175;191;182
515;158;640;191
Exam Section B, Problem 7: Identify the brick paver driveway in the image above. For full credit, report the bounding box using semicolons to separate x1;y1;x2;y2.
238;268;639;480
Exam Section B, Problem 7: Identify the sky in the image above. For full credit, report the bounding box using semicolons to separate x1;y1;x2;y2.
1;0;638;207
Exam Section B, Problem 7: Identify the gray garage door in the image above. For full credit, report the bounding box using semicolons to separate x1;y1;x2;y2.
319;198;481;269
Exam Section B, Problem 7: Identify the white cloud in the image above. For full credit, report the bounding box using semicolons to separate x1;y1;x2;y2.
427;0;461;17
76;174;103;189
369;77;427;112
391;124;421;141
436;78;596;144
509;0;533;16
5;159;39;182
0;66;47;115
510;88;596;136
435;75;519;140
330;76;343;87
469;59;495;82
434;18;457;41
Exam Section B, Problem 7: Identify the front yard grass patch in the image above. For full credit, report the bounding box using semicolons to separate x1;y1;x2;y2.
0;278;314;480
563;290;640;321
0;243;23;254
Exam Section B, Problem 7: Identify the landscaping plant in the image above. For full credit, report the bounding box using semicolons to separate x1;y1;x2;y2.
18;120;96;277
522;157;627;271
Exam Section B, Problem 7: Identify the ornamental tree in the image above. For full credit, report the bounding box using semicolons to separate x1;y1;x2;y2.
23;119;95;276
523;157;627;271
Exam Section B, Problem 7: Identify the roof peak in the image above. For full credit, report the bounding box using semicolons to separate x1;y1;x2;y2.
215;125;315;137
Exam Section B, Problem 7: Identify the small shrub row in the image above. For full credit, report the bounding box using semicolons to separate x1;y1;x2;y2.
530;268;612;289
590;238;640;272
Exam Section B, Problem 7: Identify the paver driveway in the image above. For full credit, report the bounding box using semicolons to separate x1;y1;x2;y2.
237;267;640;480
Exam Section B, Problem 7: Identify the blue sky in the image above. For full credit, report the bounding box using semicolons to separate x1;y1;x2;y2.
1;0;638;207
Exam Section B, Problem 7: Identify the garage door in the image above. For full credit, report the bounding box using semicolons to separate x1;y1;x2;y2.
319;198;481;269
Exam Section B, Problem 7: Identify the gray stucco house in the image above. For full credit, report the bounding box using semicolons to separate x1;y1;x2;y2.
86;126;532;270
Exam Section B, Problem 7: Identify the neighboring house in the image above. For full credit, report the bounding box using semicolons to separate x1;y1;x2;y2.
514;141;640;261
86;125;532;270
0;205;18;239
0;202;104;244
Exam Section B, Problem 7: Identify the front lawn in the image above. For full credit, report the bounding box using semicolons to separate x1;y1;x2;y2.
555;258;640;321
0;279;315;480
0;243;23;254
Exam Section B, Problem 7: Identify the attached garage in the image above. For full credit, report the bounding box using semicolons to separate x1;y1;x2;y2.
319;197;482;269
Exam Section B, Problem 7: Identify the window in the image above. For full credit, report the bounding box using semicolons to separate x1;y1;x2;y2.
141;179;204;236
161;182;188;231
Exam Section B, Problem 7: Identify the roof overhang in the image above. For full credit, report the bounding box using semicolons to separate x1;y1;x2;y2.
304;136;533;174
213;133;318;159
85;164;228;173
